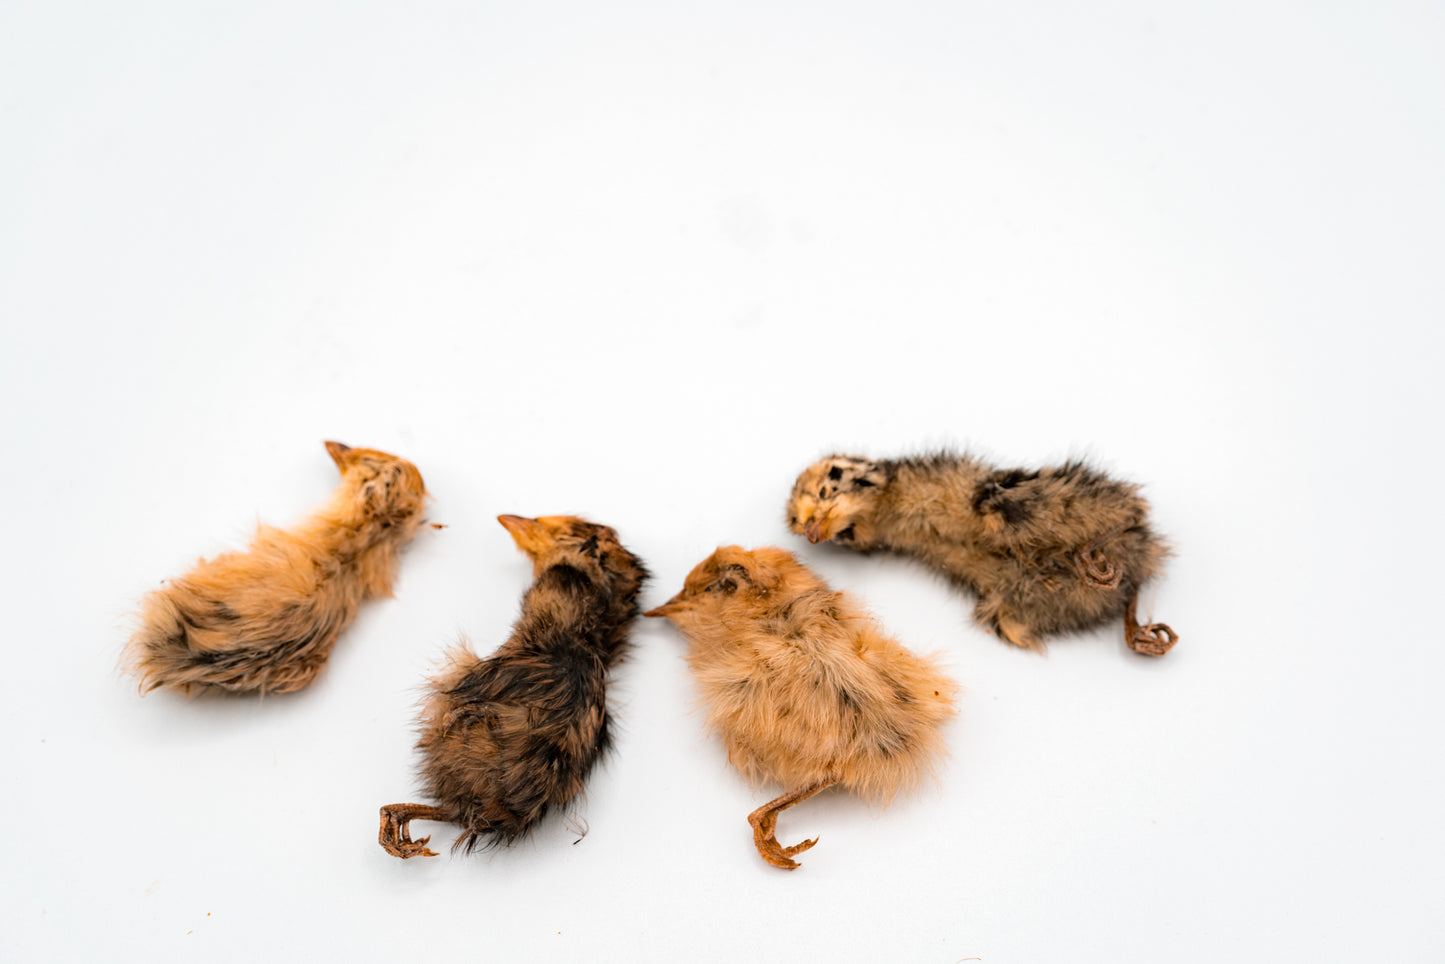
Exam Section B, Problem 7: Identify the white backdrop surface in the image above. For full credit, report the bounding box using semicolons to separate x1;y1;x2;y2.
2;2;1442;961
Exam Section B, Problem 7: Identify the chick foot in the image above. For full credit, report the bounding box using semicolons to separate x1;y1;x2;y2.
1072;524;1128;590
747;776;840;870
378;803;448;858
1124;595;1178;656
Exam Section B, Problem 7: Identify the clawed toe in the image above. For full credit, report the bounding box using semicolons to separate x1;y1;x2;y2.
756;833;807;870
379;804;446;859
1124;595;1178;657
781;835;818;859
381;835;439;859
379;821;438;858
746;776;840;870
750;812;809;870
402;833;439;858
763;850;801;870
1128;622;1177;656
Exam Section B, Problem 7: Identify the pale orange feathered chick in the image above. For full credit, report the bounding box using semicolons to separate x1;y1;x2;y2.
124;441;429;695
645;546;958;870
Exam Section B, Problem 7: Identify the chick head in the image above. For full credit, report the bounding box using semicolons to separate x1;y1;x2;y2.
644;545;818;626
786;455;887;546
324;440;428;529
498;515;646;592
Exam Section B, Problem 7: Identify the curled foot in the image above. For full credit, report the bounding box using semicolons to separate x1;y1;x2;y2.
379;803;445;859
748;807;818;871
1124;594;1178;657
1072;525;1128;590
1073;546;1122;590
745;776;839;871
1128;622;1178;656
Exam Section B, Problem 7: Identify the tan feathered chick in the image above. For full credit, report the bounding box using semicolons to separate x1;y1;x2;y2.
124;441;429;695
646;546;958;870
787;452;1178;655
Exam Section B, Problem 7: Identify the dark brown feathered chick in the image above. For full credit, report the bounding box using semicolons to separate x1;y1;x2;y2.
645;546;957;870
124;442;429;695
786;452;1177;655
378;515;648;859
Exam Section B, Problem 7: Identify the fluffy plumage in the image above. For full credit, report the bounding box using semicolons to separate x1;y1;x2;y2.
124;441;428;695
378;515;648;859
786;451;1177;655
646;546;958;870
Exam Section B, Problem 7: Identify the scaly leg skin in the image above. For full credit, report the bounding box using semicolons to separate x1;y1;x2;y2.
746;776;841;870
1124;593;1178;656
378;803;449;858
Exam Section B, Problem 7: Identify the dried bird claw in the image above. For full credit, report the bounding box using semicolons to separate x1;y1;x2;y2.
1072;525;1128;590
378;804;445;859
755;834;818;871
1123;596;1178;657
1073;546;1123;590
784;839;819;862
399;837;440;859
749;809;818;870
745;774;843;871
379;830;437;859
1128;622;1178;657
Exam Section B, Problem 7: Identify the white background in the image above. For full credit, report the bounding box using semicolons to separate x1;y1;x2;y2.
2;1;1442;961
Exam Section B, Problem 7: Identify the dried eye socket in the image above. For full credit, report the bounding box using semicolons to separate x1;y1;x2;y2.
706;571;744;594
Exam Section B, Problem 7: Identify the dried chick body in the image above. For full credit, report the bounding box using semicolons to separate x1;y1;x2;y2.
786;452;1177;655
646;546;957;870
124;442;428;695
379;515;648;859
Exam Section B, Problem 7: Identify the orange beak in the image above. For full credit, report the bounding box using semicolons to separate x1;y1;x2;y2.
803;519;823;544
324;440;353;470
643;594;688;618
498;514;550;556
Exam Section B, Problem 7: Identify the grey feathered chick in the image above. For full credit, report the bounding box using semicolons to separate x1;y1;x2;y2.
786;452;1177;655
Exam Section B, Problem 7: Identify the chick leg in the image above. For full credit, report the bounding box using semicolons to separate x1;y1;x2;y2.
747;776;841;871
1124;593;1177;656
378;803;447;858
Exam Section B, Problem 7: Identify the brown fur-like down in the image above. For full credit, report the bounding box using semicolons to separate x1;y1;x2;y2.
123;442;429;695
786;452;1178;655
378;515;648;859
645;547;958;870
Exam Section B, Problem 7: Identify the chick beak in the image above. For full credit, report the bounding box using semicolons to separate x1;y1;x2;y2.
644;594;687;619
324;440;353;470
498;515;551;557
804;519;823;544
